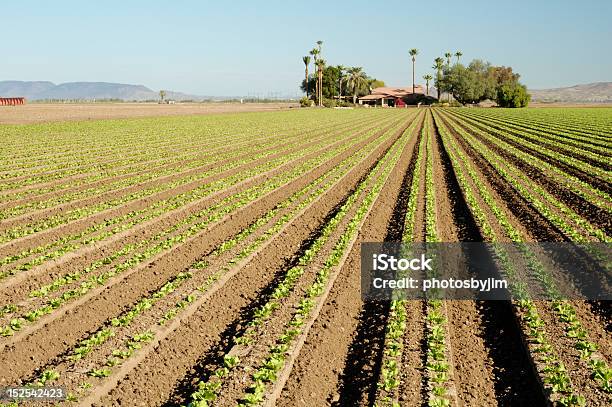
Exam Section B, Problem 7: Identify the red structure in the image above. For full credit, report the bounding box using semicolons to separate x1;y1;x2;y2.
358;86;424;107
0;97;26;106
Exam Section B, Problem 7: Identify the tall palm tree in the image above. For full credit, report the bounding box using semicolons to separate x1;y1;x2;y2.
433;58;444;101
159;90;166;103
302;56;311;98
423;74;433;96
316;41;323;104
409;48;419;95
444;52;452;67
309;48;319;104
345;67;368;105
316;59;326;106
336;65;345;99
454;51;462;65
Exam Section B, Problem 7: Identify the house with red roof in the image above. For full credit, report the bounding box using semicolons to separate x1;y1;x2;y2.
358;86;424;107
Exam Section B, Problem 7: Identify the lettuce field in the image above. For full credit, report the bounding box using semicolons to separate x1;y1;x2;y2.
0;107;610;406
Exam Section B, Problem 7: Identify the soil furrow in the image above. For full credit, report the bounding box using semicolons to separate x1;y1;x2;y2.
445;112;610;193
0;114;407;387
330;112;425;407
457;115;612;162
83;113;414;407
277;112;422;407
435;112;567;242
0;114;374;210
0;116;394;305
440;111;611;234
0;119;361;234
433;109;546;405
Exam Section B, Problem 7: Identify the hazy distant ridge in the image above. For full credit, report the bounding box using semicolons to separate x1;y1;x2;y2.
529;82;612;103
3;80;610;103
0;81;203;101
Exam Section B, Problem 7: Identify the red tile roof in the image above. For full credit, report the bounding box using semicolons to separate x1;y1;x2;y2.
371;86;424;96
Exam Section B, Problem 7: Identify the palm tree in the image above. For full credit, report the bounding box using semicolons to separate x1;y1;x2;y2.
345;67;368;105
433;58;444;101
423;74;433;96
159;90;166;103
409;48;419;95
444;52;452;66
309;48;319;104
302;56;311;98
336;65;345;99
316;59;326;106
316;41;323;104
454;51;462;65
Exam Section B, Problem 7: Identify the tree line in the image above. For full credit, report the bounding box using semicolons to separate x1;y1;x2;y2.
301;41;385;107
400;48;530;107
301;42;530;108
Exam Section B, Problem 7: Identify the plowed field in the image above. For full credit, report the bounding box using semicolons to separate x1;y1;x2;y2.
0;107;610;407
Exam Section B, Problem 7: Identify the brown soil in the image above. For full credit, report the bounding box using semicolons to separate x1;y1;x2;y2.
447;111;610;193
434;110;605;404
87;114;411;407
276;112;423;407
1;107;607;407
455;111;611;156
23;121;384;406
434;112;566;242
441;111;611;234
0;102;298;124
0;115;370;201
0;118;390;305
432;110;546;405
0;124;402;348
211;125;393;406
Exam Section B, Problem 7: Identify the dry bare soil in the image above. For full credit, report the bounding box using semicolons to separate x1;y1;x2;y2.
0;102;297;124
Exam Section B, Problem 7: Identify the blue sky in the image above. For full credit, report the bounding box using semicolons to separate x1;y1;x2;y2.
1;0;610;96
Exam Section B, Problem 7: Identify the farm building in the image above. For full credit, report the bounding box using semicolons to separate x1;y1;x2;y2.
358;86;424;107
0;97;26;106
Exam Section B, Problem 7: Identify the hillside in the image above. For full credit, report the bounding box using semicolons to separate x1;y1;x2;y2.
529;82;612;103
0;81;202;101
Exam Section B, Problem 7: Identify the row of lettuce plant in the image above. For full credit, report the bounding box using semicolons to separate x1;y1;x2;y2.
0;121;385;284
450;110;609;166
233;116;416;406
12;117;410;403
0;133;378;336
438;112;608;243
434;111;587;406
442;110;610;206
374;113;426;406
0;122;366;243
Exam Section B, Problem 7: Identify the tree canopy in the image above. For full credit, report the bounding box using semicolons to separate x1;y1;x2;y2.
438;59;530;107
497;82;530;107
300;65;381;101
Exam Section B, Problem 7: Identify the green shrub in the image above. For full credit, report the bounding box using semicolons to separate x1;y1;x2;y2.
496;82;530;107
322;98;337;108
299;97;313;107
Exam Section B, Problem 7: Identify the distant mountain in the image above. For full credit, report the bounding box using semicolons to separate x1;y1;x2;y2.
529;82;612;103
0;81;204;101
0;81;56;98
